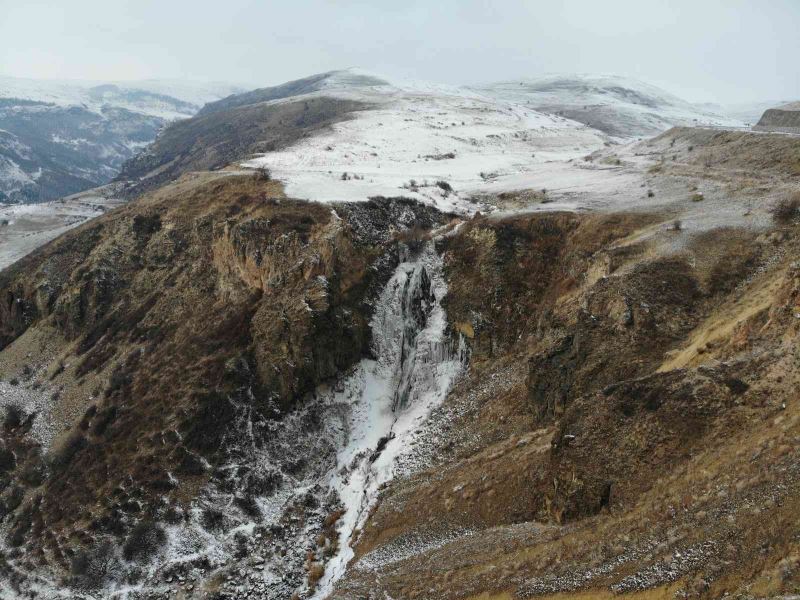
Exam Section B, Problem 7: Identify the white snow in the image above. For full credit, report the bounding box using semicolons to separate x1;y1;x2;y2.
242;69;608;212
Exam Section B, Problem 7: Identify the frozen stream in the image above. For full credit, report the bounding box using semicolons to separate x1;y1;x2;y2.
311;240;466;597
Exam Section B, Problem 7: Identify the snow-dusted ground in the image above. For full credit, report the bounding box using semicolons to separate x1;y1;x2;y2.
242;70;609;213
0;187;124;270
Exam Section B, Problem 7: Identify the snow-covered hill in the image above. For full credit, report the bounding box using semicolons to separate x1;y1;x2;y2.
0;76;242;120
473;74;742;138
241;69;609;212
0;76;242;203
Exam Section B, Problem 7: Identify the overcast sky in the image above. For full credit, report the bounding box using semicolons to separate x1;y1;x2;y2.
1;0;798;104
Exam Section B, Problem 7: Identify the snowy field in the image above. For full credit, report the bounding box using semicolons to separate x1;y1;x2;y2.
242;70;609;213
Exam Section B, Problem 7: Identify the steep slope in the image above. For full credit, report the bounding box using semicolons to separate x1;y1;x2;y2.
118;93;368;196
476;74;741;137
0;77;241;203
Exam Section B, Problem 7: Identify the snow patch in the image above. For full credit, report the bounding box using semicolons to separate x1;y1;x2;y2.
242;73;606;211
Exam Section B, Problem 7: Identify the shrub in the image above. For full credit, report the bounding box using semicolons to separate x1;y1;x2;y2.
122;521;166;562
233;494;261;519
201;507;225;531
671;220;682;231
707;247;758;295
770;193;800;225
3;404;24;429
70;540;116;587
254;166;271;181
91;406;118;436
0;446;15;473
436;180;452;193
18;459;45;487
49;431;88;473
308;563;325;588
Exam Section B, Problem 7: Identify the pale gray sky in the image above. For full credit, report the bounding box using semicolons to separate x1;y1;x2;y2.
1;0;798;104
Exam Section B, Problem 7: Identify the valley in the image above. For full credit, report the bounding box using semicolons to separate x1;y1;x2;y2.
0;77;242;203
0;68;797;600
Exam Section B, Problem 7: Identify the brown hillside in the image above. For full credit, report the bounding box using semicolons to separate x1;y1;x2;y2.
331;208;800;599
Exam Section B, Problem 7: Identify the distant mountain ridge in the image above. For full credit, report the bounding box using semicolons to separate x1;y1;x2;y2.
0;76;243;203
474;73;742;137
196;70;388;116
1;70;750;205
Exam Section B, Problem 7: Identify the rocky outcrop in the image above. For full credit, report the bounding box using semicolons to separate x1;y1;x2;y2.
644;127;800;177
756;105;800;133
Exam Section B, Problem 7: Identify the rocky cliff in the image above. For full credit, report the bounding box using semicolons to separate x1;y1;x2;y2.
330;207;800;600
756;106;800;133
